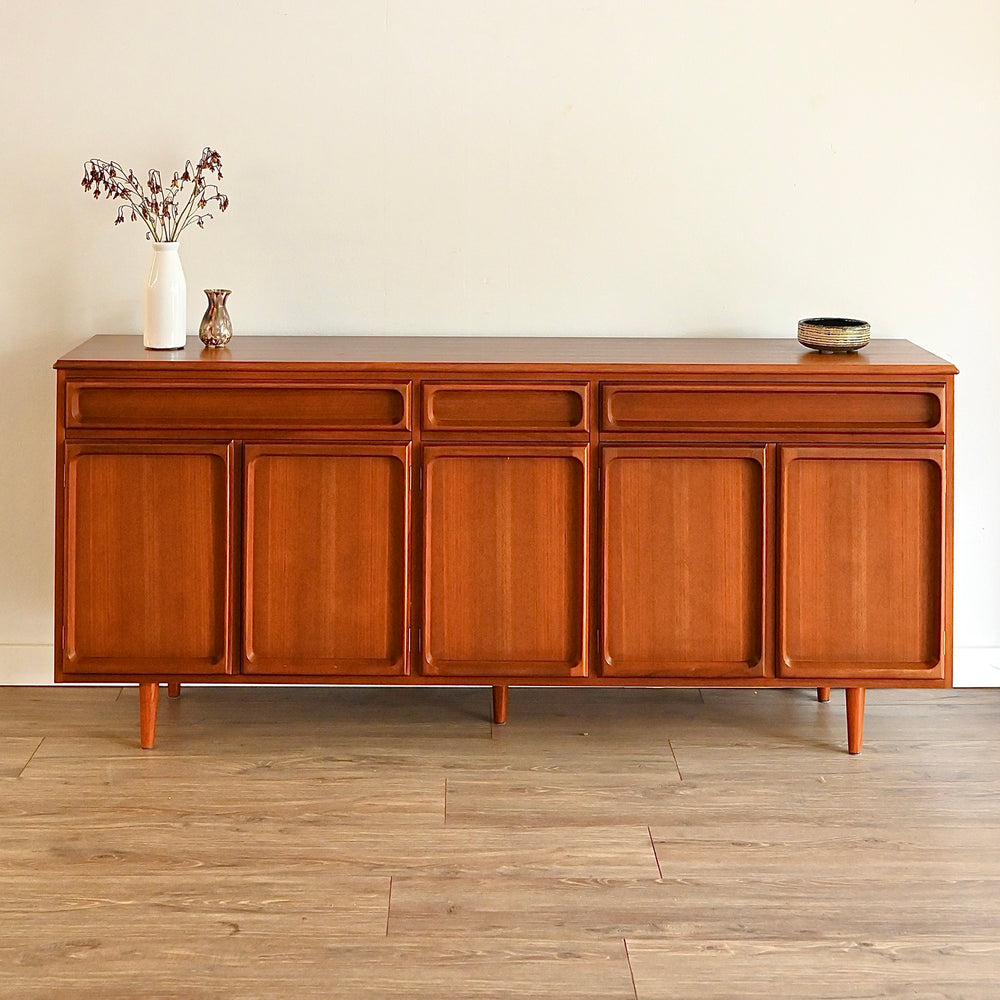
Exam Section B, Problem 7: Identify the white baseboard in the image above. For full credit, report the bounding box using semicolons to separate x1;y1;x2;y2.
1;644;998;687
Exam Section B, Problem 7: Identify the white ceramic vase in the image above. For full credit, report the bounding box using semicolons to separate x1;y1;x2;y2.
143;241;186;350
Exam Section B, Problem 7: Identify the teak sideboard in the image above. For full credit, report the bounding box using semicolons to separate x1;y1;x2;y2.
54;335;956;752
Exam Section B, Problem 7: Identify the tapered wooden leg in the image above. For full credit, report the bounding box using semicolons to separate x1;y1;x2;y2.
492;684;508;725
817;687;831;703
139;682;160;750
846;687;866;755
167;682;182;698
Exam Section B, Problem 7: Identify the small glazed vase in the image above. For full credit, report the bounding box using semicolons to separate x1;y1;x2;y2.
199;289;233;348
143;242;186;350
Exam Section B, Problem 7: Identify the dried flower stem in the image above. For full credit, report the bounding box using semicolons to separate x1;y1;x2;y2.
82;147;229;241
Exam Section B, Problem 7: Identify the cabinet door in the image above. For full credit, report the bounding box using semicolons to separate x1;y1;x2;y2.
243;444;408;676
62;443;234;676
421;446;588;677
779;446;946;680
601;446;771;678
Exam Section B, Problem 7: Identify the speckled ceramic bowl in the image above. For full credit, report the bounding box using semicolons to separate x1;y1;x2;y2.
797;317;871;354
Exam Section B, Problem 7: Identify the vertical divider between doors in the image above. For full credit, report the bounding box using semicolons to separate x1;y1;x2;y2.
773;441;790;683
409;377;422;679
232;438;245;678
763;442;778;679
589;376;602;679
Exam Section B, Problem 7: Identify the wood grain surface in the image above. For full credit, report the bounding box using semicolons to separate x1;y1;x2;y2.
1;684;997;998
779;447;946;680
55;334;958;374
243;445;408;675
422;447;588;676
62;444;233;675
601;447;769;677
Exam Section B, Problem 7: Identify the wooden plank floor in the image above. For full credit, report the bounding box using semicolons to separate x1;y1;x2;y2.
1;685;998;999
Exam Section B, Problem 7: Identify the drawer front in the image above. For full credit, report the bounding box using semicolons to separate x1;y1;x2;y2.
422;382;588;432
601;383;945;435
66;380;410;431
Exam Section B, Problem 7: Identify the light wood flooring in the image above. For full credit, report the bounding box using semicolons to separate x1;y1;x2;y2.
1;684;998;999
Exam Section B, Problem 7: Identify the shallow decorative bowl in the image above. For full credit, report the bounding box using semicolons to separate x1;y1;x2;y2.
797;317;871;354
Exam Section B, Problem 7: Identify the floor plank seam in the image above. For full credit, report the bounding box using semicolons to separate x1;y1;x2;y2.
385;875;392;937
443;778;448;825
623;937;639;1000
668;739;683;781
16;737;45;779
647;826;662;879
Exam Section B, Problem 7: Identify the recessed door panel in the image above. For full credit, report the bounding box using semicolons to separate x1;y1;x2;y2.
63;444;233;675
601;447;770;677
779;447;945;679
244;445;408;675
422;447;588;676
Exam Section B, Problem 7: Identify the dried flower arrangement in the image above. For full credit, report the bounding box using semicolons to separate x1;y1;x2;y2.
81;146;229;242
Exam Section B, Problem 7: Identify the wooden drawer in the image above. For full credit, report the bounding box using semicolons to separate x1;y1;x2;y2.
601;383;945;434
66;380;410;431
422;382;588;432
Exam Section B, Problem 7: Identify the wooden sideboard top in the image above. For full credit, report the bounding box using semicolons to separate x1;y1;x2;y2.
55;334;957;376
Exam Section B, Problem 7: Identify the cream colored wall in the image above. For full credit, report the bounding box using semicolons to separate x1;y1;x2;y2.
0;0;997;684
